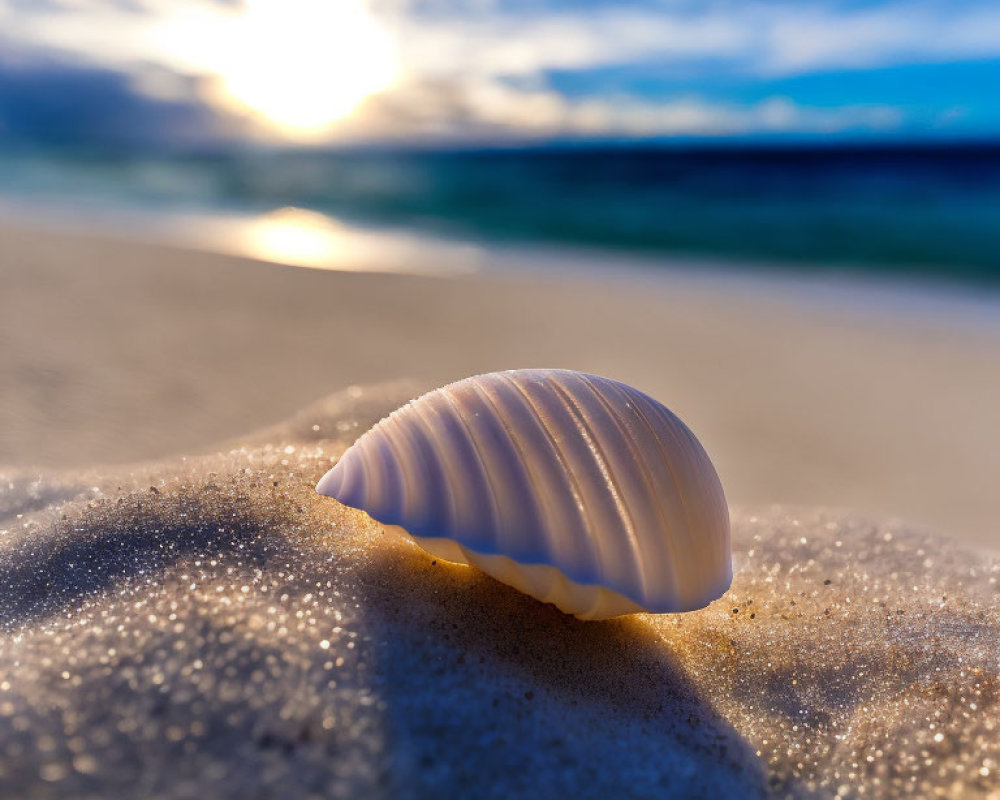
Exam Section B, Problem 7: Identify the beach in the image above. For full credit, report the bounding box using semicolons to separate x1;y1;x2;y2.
2;220;1000;798
2;221;999;548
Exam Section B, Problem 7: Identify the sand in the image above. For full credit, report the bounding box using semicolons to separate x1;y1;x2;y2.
1;383;998;799
3;221;1000;797
2;222;1000;548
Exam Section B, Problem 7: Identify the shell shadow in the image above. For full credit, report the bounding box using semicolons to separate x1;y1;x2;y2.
0;481;294;632
353;538;776;799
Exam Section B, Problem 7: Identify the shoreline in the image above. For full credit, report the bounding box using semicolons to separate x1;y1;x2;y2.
1;217;999;549
4;194;1000;332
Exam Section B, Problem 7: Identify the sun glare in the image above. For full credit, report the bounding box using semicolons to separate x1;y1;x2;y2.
211;0;397;138
221;207;479;274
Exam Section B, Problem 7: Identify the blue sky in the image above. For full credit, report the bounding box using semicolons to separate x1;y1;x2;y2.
0;0;998;147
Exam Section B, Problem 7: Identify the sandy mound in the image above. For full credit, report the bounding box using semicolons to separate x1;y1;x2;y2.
1;384;997;799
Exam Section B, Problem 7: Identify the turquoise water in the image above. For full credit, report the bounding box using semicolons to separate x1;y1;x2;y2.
1;143;999;284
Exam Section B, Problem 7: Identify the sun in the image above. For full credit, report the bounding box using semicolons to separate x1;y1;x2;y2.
210;0;397;138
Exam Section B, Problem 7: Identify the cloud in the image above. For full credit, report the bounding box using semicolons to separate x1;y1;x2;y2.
8;0;1000;84
333;78;902;143
0;47;243;148
0;0;992;144
0;0;237;14
390;9;747;77
383;0;1000;80
759;2;1000;75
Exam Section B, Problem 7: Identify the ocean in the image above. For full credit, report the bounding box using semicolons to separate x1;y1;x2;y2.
1;142;999;285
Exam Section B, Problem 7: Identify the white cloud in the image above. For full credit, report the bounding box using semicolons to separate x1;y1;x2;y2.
387;1;1000;80
9;0;1000;81
330;79;903;143
760;3;1000;75
1;0;992;142
389;9;751;78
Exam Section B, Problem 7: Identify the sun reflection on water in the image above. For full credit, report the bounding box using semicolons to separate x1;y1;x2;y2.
220;207;480;276
243;208;348;269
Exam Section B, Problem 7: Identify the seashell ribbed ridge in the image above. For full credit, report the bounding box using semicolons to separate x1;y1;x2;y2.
316;369;731;620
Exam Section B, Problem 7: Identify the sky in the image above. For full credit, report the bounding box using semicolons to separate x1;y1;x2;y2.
0;0;998;148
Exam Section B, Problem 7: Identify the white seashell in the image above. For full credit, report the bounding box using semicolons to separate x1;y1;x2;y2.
316;369;731;620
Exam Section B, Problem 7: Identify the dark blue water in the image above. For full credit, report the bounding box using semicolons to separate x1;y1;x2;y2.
2;142;999;284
